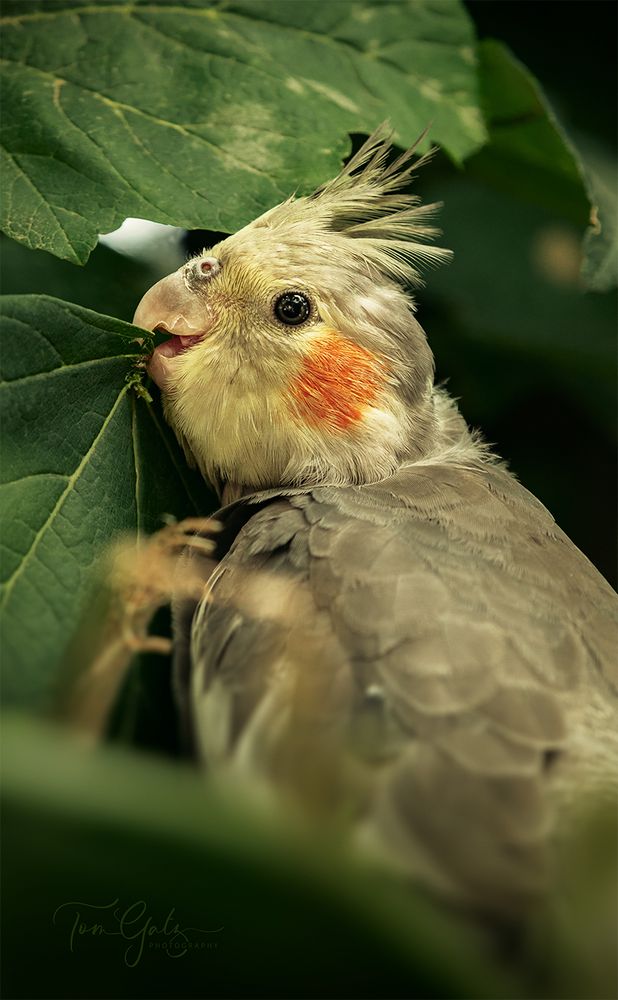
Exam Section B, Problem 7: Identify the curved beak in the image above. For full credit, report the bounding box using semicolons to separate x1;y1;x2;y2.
133;267;216;338
133;267;216;389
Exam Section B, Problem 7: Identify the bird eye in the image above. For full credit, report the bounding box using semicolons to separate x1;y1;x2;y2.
274;291;311;326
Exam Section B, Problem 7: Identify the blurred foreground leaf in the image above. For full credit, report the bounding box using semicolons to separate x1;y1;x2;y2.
524;795;618;1000
0;296;212;708
0;0;485;263
1;713;517;1000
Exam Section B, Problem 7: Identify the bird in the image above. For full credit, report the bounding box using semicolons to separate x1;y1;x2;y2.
132;125;618;917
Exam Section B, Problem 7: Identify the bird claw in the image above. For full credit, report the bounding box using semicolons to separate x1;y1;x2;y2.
109;515;219;639
66;516;219;739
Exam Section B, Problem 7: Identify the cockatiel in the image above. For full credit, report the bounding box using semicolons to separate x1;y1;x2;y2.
133;126;618;915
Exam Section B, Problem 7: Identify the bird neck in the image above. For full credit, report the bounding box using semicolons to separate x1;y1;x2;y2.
214;388;479;504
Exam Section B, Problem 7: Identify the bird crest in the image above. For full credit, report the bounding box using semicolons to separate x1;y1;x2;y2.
235;122;452;288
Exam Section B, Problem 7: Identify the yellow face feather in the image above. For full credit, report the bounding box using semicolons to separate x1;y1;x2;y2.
133;124;451;495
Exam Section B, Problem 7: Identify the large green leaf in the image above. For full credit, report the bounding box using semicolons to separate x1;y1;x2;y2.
0;0;486;263
470;41;589;225
0;295;212;708
470;41;614;291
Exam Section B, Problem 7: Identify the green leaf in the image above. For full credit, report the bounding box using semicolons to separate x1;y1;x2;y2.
470;41;589;225
470;40;616;291
1;713;518;1000
1;0;486;263
0;295;213;708
577;135;618;293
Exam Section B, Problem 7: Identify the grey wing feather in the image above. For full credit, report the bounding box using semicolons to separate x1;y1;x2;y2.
178;462;618;912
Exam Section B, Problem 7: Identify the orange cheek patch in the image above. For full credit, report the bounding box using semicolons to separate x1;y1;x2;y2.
291;331;386;431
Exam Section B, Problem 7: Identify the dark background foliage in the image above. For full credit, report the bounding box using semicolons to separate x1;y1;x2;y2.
460;0;617;585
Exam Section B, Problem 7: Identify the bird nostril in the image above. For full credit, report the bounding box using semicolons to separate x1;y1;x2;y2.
194;255;220;280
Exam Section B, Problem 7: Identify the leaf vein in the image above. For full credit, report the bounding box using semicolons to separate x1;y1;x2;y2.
0;472;70;488
130;393;142;537
1;149;76;258
0;386;129;609
0;353;138;388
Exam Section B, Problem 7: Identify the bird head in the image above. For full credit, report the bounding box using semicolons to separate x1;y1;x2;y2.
133;125;452;497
